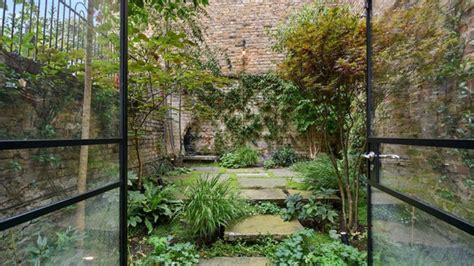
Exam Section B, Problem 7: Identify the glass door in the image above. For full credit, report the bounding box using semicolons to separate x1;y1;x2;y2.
366;0;473;265
0;0;128;264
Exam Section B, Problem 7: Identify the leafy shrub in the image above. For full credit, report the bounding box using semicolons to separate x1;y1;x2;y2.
128;182;183;234
281;193;338;230
291;154;338;191
181;175;246;243
263;159;277;169
271;146;298;167
219;146;259;168
144;236;199;265
270;229;367;266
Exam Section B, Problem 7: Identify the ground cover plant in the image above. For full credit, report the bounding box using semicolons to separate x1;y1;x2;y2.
269;229;367;265
131;236;199;265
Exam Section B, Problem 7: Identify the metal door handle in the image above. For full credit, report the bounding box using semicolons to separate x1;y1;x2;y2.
362;151;376;161
379;154;400;159
362;152;400;161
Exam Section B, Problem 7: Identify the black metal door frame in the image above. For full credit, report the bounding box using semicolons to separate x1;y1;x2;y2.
365;0;473;265
0;0;128;264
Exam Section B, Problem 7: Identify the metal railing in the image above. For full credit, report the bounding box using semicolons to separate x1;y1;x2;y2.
0;0;114;61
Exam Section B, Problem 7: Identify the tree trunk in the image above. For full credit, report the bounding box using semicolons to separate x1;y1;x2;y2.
76;0;94;232
178;91;183;156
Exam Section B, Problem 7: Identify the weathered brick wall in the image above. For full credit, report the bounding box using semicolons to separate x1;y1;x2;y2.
200;0;364;75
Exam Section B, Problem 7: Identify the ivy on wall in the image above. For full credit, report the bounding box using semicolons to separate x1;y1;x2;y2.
193;73;297;151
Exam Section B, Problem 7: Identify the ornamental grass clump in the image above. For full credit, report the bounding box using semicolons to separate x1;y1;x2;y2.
181;175;245;244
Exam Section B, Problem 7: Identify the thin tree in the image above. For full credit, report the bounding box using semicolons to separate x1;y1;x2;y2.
76;0;94;232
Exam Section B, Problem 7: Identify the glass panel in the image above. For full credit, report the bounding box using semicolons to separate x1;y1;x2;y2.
0;0;120;140
371;0;472;139
0;188;119;265
379;144;473;222
371;188;474;265
0;144;119;220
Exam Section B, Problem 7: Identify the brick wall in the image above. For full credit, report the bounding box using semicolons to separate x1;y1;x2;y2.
200;0;364;75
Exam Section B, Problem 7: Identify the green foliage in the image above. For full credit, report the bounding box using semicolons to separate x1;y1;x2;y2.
263;159;277;169
247;202;282;215
219;146;259;168
200;237;278;258
143;236;199;265
196;73;298;148
275;4;366;230
27;227;84;266
281;193;338;227
128;182;183;234
270;146;299;167
270;229;366;266
181;175;246;242
292;154;339;191
281;194;304;221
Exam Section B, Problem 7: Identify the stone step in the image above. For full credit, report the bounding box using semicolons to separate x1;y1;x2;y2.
286;189;340;202
236;173;269;177
240;189;287;203
198;257;270;266
226;167;266;173
189;166;221;172
183;155;219;162
268;168;297;177
224;215;304;241
238;177;287;189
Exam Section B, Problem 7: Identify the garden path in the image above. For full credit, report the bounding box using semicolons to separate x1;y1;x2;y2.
164;163;341;264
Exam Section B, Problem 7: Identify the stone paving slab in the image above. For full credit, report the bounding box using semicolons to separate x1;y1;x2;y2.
224;215;304;241
268;168;297;177
198;257;270;266
286;189;340;201
240;189;287;203
236;173;269;177
291;177;304;183
226;167;266;173
189;166;221;172
238;177;287;189
183;155;218;161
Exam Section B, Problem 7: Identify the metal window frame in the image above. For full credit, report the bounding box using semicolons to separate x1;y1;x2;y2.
365;0;473;265
0;0;128;264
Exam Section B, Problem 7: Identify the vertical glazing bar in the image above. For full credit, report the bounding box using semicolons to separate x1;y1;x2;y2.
365;0;373;265
42;0;47;48
119;0;128;263
49;0;54;48
35;0;41;58
54;0;59;48
19;0;25;54
10;0;17;51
